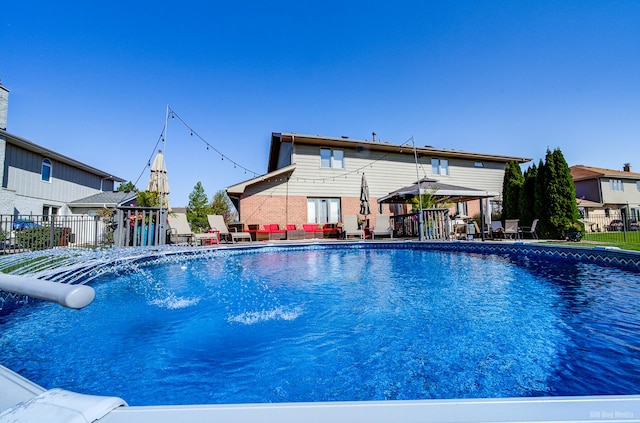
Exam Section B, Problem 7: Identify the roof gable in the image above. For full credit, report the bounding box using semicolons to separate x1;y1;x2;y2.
1;129;125;181
69;191;136;207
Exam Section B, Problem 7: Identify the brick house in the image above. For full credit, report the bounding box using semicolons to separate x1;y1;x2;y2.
226;132;530;229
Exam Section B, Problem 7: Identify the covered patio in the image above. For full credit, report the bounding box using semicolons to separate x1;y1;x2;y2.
378;178;499;241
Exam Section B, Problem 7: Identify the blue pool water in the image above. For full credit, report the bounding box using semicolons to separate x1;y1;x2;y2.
1;245;640;406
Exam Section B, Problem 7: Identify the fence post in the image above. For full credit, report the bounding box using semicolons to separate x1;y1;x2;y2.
49;214;56;249
93;214;99;248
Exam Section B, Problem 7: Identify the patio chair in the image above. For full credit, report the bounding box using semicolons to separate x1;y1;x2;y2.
473;221;492;240
520;219;539;239
167;213;194;244
371;214;393;239
207;215;251;243
491;221;504;239
168;213;218;245
503;219;521;239
343;215;364;239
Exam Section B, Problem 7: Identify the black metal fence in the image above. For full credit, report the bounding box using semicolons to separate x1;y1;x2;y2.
1;208;170;254
581;211;640;244
1;214;110;253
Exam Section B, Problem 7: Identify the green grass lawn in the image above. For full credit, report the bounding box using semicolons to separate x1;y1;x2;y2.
548;231;640;252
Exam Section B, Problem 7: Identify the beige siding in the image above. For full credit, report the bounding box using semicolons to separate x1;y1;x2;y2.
600;178;640;206
258;144;508;198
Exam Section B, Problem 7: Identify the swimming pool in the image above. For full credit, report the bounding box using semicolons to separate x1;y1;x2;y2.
1;242;640;407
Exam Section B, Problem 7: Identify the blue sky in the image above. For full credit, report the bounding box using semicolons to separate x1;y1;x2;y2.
1;1;639;206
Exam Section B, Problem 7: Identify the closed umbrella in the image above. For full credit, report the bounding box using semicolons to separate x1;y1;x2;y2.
147;150;170;210
360;173;371;216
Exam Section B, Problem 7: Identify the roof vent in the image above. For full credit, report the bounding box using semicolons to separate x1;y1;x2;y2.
372;131;377;142
623;163;632;172
341;136;349;139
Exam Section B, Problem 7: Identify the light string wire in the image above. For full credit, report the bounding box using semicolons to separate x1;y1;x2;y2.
132;124;166;190
133;106;428;191
290;136;427;183
166;106;425;184
168;107;259;177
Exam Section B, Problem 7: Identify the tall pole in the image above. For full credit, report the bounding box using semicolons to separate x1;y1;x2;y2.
412;136;424;241
158;104;169;245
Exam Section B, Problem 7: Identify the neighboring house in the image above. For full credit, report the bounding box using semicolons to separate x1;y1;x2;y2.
0;83;124;217
571;164;640;226
67;191;137;216
226;132;531;227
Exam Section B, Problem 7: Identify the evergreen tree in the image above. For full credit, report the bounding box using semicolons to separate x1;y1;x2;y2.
501;161;524;221
519;163;537;226
535;148;579;239
534;158;547;236
546;148;579;238
210;190;234;223
187;182;211;233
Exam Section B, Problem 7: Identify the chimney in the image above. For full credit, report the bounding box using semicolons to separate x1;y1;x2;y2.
0;83;8;131
623;163;632;173
372;131;377;143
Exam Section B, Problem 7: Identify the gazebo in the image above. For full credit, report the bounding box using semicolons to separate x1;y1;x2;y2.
377;178;499;240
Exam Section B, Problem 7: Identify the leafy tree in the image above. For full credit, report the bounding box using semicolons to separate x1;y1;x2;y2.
210;190;234;223
117;181;137;192
519;163;537;227
410;187;450;211
187;182;211;233
136;191;160;207
501;161;524;221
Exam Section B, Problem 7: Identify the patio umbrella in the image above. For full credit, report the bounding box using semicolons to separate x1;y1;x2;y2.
360;173;371;216
147;149;170;210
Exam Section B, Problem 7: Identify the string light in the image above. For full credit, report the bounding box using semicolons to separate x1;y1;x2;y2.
168;106;259;176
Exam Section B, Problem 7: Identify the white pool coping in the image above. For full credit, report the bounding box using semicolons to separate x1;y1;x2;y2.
3;366;640;423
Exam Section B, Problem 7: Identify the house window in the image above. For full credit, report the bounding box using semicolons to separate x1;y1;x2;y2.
431;158;449;176
41;159;52;182
42;205;59;222
637;181;640;192
474;161;484;168
609;179;623;191
320;148;344;169
307;198;341;224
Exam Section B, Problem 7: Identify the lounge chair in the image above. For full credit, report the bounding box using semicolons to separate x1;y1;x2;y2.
520;219;539;239
371;214;393;239
168;213;218;245
504;219;520;239
207;215;251;243
343;215;364;239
